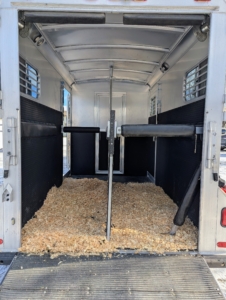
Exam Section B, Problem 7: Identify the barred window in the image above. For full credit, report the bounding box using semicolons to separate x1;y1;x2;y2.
19;56;40;99
150;96;156;116
184;58;208;101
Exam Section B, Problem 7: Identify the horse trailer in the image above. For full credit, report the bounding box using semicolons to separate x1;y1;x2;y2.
0;0;226;298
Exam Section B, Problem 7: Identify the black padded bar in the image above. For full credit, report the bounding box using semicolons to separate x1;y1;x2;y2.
173;165;201;227
21;122;58;137
24;12;105;24
123;14;206;26
121;124;195;137
63;127;100;133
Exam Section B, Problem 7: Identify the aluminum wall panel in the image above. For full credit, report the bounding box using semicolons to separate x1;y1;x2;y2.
43;26;182;49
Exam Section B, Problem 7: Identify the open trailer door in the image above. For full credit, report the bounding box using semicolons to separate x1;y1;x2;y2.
0;8;21;253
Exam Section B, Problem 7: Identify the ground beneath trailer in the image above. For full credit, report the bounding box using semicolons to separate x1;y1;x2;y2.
1;254;224;299
20;178;197;256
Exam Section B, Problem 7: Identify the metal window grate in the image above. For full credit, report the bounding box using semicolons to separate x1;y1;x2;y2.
184;58;208;101
150;96;156;116
19;57;40;99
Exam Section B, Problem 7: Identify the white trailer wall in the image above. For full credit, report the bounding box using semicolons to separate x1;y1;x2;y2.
72;83;149;126
156;38;209;113
19;36;62;111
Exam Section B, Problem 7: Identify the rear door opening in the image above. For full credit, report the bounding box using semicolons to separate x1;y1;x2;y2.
14;11;211;257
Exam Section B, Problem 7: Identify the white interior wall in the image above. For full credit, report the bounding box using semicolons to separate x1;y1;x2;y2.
72;82;149;126
155;38;209;113
19;36;62;111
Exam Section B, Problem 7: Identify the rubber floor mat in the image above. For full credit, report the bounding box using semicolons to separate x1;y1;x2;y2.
0;254;224;299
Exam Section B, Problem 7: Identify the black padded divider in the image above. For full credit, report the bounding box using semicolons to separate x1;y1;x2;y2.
150;100;205;227
124;137;155;176
21;96;63;226
71;132;96;175
70;132;121;175
99;132;120;171
63;127;100;133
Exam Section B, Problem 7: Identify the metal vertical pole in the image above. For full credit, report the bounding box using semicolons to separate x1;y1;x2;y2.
109;66;113;111
107;154;113;240
107;66;114;240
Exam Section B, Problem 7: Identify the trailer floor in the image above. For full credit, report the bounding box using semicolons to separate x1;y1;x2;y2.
72;175;152;183
0;253;224;299
19;178;198;255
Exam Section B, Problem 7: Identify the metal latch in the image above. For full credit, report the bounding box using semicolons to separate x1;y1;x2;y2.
2;183;13;202
206;121;218;181
4;117;17;178
116;126;121;136
194;126;203;153
106;119;117;139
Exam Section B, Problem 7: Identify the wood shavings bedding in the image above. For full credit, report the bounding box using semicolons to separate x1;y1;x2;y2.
19;178;198;256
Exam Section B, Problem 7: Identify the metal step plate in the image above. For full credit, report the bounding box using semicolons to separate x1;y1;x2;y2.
0;253;16;285
0;254;224;299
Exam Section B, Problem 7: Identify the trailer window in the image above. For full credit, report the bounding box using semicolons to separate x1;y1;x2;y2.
19;56;40;99
150;96;156;116
184;58;208;101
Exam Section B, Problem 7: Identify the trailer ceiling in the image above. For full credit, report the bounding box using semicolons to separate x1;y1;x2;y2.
30;12;203;87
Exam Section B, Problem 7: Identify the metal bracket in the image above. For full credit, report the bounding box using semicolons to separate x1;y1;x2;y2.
2;183;13;202
4;117;17;178
195;126;203;135
116;126;121;136
108;111;116;156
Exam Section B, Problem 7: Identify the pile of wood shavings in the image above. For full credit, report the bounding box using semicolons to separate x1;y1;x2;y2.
19;178;198;256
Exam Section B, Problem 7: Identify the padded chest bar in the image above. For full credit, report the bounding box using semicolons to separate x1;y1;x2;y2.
63;127;100;133
121;124;195;137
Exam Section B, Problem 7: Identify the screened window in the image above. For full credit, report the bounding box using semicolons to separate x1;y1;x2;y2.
184;58;208;101
150;96;156;116
19;56;40;99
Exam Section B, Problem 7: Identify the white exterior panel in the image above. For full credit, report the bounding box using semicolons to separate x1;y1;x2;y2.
199;12;226;253
0;8;21;252
1;0;226;13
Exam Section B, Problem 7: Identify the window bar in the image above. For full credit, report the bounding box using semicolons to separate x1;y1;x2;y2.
183;85;206;98
184;77;207;90
19;68;40;81
19;61;38;77
19;76;40;88
20;82;40;94
185;70;207;84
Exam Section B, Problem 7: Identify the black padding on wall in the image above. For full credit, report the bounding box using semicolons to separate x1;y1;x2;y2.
71;133;96;175
153;100;205;227
21;96;62;126
21;97;63;227
21;122;58;137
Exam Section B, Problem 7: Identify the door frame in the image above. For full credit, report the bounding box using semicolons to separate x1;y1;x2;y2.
94;92;126;174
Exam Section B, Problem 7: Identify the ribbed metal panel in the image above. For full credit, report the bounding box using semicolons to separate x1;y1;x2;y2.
1;255;224;299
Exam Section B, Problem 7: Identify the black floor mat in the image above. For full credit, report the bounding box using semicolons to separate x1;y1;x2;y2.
0;253;224;299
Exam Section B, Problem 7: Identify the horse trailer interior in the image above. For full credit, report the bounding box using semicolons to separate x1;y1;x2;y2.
0;1;226;298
